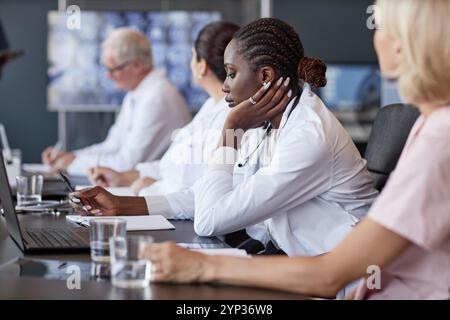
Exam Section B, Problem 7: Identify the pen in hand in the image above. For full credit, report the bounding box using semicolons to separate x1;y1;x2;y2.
48;141;62;165
59;170;100;215
96;152;102;169
69;193;102;216
92;153;108;186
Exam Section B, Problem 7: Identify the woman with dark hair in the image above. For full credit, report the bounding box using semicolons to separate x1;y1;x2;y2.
143;0;450;300
186;18;378;257
137;17;378;294
74;18;377;276
79;21;240;219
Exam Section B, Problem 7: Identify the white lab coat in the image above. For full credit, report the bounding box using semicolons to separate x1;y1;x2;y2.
67;70;192;175
136;97;230;196
151;83;378;257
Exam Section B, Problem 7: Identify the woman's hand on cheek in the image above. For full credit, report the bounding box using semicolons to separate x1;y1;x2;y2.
225;76;292;132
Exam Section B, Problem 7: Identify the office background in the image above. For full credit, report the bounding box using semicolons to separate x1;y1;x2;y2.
0;0;397;163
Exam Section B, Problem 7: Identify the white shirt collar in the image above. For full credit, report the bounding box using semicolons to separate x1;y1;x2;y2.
130;69;166;98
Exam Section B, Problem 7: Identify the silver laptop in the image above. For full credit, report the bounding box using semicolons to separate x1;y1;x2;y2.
0;151;89;253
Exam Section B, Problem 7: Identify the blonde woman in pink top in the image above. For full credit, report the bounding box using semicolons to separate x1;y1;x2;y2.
140;0;450;299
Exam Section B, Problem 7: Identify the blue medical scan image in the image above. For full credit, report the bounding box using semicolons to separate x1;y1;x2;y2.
319;64;381;113
47;11;221;112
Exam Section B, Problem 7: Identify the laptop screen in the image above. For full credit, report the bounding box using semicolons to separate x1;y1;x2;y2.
0;151;24;251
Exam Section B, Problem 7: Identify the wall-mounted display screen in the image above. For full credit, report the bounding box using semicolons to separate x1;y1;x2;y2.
320;64;381;112
47;10;221;112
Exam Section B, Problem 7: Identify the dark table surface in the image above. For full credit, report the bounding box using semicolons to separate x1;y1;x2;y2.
0;211;308;300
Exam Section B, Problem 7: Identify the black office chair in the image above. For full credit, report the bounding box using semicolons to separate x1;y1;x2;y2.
234;104;420;254
364;103;420;191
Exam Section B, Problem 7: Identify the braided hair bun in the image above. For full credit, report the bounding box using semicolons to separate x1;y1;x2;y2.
233;18;327;89
297;57;327;88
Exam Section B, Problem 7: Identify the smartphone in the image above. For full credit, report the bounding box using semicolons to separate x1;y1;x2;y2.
58;171;75;192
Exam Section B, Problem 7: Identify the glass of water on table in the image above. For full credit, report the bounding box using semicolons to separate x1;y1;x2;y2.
89;219;126;263
16;175;43;206
109;235;154;289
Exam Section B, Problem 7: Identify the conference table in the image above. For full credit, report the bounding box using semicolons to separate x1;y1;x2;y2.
0;176;308;300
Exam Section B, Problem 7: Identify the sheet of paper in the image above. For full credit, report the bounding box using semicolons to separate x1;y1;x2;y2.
66;215;175;231
191;248;249;257
22;163;52;174
76;185;135;196
177;244;248;257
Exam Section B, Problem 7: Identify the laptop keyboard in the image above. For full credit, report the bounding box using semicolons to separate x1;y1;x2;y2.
25;227;89;248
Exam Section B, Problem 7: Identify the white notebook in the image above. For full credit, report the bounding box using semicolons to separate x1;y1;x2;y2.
22;163;53;174
75;185;135;196
192;248;248;257
177;243;249;257
66;215;175;231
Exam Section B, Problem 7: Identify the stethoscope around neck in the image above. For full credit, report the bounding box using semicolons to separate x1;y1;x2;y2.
237;122;273;168
236;91;302;168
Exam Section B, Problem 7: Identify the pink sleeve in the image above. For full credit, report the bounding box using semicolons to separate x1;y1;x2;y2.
368;129;450;251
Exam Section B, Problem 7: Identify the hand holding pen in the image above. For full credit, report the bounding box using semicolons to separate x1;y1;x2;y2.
69;186;120;216
42;141;63;166
58;170;101;215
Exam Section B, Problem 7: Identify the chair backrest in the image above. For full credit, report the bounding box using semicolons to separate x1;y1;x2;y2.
364;103;420;191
